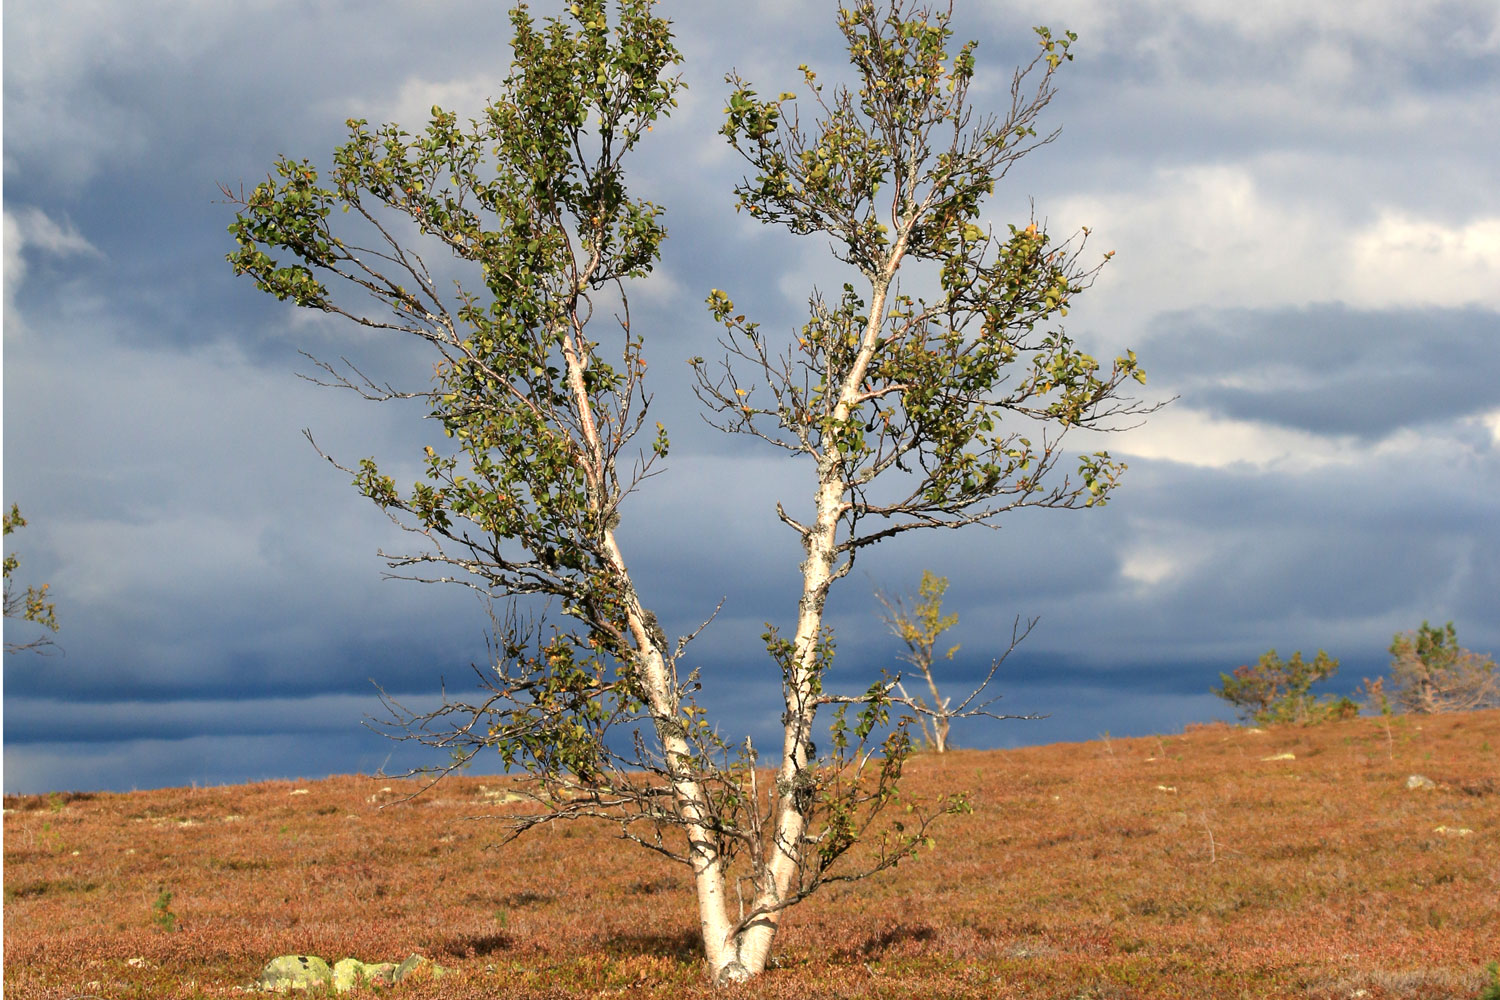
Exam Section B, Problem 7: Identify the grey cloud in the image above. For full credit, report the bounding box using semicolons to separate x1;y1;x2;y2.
974;2;1500;96
0;684;1243;795
973;3;1500;202
3;694;390;745
3;1;515;191
1028;450;1500;667
1142;305;1500;439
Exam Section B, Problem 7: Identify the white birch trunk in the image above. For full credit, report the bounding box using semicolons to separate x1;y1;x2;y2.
733;264;900;975
560;310;745;982
602;531;745;979
923;673;950;753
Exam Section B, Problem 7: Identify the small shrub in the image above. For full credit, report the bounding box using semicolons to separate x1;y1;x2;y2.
1477;961;1500;1000
1214;649;1357;725
1357;675;1393;716
1388;622;1499;714
151;887;178;933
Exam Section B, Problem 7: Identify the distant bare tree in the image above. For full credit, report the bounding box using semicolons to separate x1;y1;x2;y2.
1388;622;1498;714
875;570;1037;751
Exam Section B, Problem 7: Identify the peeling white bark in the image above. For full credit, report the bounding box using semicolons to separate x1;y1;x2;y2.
560;301;748;980
733;262;900;976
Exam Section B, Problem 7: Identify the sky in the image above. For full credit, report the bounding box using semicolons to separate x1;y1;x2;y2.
3;0;1498;795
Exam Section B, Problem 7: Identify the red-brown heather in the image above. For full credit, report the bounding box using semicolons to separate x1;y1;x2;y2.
5;710;1497;999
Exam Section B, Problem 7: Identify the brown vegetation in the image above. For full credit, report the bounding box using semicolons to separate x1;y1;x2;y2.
5;710;1498;999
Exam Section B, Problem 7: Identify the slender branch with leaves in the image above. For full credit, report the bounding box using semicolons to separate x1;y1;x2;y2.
226;0;1154;984
4;505;61;656
688;6;1155;971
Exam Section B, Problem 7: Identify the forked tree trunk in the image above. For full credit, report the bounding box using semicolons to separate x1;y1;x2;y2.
719;266;901;981
573;228;915;988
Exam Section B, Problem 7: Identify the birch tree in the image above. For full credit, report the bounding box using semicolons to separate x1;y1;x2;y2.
227;0;1153;984
874;571;1037;752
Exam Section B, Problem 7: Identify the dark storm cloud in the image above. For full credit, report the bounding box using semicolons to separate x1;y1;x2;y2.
1028;450;1500;668
1142;305;1500;439
973;4;1500;208
3;732;434;795
3;2;518;188
2;694;385;745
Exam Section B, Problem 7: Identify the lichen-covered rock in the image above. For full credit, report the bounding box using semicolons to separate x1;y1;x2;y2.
393;953;447;984
331;958;397;992
257;955;333;993
366;961;399;984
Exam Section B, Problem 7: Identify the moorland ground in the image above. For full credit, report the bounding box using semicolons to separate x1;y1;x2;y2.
4;710;1497;999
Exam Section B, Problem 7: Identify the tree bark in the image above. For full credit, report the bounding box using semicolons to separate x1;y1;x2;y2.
560;307;745;981
732;263;900;976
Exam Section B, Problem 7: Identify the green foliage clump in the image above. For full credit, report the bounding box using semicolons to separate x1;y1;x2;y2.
1213;649;1357;726
1476;961;1500;1000
151;888;178;933
3;504;60;654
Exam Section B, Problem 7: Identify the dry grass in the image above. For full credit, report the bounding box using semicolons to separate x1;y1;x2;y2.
4;710;1498;999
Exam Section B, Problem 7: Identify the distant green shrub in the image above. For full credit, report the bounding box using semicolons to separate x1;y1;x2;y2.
1214;649;1358;726
1476;961;1500;1000
1389;622;1499;714
151;887;178;933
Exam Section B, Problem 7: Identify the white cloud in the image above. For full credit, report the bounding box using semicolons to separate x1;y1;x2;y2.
1346;214;1500;309
1055;166;1500;331
632;265;685;306
1105;405;1358;471
6;207;100;258
341;73;509;132
3;206;102;339
1054;166;1321;323
1119;547;1185;587
1104;399;1496;475
1479;410;1500;446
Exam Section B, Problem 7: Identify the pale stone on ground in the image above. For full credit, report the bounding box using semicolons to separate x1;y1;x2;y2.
256;953;436;992
331;958;396;992
256;955;332;992
394;953;446;983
